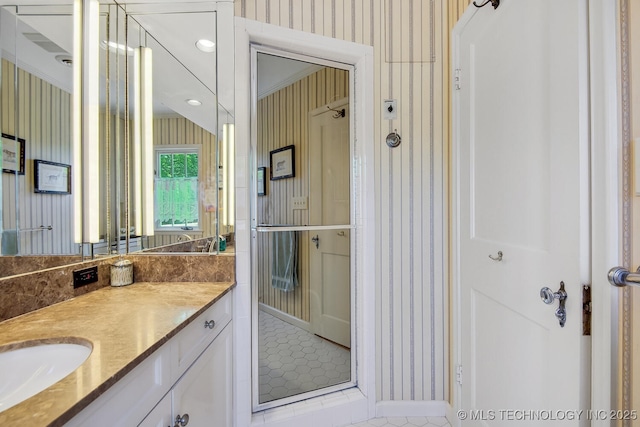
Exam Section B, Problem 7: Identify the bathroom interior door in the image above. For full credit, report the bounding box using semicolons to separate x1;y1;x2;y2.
309;100;351;348
454;0;590;424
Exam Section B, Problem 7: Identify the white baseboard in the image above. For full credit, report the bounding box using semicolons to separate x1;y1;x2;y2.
252;388;369;427
258;303;311;332
376;400;449;418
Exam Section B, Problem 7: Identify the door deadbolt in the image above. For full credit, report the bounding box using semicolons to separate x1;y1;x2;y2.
540;281;567;327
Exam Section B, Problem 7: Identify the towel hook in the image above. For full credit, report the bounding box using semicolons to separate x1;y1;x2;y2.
473;0;500;9
327;106;346;118
386;129;401;148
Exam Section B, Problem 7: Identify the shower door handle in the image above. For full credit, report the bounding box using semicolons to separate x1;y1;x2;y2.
312;235;319;249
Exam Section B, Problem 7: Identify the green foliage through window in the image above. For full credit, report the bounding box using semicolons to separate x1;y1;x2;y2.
155;151;199;229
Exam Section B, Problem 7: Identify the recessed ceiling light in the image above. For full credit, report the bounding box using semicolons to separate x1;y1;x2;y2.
55;55;73;67
195;39;215;53
100;40;134;55
186;99;202;106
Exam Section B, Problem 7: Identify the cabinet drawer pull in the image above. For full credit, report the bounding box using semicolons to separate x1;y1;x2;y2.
204;320;215;329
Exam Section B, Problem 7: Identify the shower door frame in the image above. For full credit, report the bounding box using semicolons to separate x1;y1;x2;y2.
250;45;357;411
237;22;375;416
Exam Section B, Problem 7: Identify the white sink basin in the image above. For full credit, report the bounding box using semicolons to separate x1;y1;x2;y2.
0;341;92;413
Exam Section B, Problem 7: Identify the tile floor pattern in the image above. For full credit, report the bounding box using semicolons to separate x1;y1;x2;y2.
348;417;451;427
258;310;351;403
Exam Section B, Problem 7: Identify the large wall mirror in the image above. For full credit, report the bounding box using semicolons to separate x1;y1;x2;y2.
0;0;234;279
0;4;79;276
98;2;233;256
253;51;354;409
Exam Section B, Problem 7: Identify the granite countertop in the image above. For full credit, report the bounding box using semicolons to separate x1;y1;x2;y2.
0;281;235;426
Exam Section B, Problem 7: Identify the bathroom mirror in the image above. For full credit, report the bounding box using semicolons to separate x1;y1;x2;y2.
97;2;234;256
253;51;354;408
0;4;81;277
0;0;234;278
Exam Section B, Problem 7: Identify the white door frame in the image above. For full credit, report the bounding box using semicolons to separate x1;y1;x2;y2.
234;18;375;427
451;1;620;425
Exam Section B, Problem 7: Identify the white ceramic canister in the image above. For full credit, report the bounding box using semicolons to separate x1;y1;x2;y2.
111;259;133;287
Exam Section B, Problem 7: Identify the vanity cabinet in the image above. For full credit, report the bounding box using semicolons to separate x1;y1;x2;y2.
138;394;172;427
65;291;233;427
139;323;233;427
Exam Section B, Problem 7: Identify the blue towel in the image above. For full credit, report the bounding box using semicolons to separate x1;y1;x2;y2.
271;231;298;292
1;229;17;255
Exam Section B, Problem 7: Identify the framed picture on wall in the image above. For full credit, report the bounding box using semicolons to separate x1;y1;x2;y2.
34;159;71;194
2;133;25;175
257;167;267;196
270;145;295;180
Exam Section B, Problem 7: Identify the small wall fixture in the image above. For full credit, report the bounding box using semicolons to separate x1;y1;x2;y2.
386;130;401;148
186;99;202;106
327;106;345;118
473;0;500;9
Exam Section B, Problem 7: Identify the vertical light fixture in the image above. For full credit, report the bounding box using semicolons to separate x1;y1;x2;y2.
132;48;142;237
72;0;82;243
73;0;101;244
138;47;154;236
223;123;235;227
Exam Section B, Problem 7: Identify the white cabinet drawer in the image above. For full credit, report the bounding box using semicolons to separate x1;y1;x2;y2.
171;291;232;379
64;344;171;427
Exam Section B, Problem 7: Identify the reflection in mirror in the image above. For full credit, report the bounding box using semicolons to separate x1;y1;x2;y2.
95;3;231;256
0;5;81;277
254;52;352;406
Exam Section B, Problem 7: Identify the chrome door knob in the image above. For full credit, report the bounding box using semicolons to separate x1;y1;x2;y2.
540;281;567;327
174;413;189;427
540;287;556;304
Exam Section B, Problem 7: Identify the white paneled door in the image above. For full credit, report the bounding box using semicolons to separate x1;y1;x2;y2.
454;1;590;425
309;100;351;349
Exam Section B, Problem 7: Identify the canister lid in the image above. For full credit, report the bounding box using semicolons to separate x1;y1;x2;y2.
113;259;132;267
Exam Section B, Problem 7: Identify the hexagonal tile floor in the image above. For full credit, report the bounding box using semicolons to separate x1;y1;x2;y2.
258;310;351;403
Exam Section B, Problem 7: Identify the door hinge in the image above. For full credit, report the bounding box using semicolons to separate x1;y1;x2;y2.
456;365;463;385
583;284;591;336
454;69;462;91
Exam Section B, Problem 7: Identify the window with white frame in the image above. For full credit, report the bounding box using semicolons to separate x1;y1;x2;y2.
155;146;200;230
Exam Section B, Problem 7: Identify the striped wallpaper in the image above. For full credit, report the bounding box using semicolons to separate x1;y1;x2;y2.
235;0;471;402
1;59;76;255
